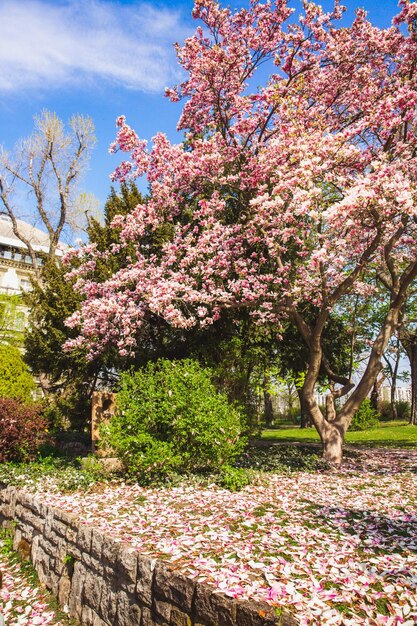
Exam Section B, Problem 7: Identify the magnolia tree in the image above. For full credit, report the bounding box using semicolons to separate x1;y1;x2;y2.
67;0;417;463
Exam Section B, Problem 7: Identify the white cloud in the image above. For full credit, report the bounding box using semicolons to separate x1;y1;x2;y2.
0;0;190;94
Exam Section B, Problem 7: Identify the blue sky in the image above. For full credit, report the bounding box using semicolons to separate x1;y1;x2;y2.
0;0;404;235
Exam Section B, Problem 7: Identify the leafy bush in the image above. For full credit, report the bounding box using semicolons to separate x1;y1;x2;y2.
395;400;410;420
216;465;254;491
0;398;46;462
0;344;35;402
378;400;393;421
102;359;245;480
350;399;380;431
41;390;92;432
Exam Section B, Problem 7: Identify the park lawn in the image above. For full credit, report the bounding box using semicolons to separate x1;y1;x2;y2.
261;421;417;448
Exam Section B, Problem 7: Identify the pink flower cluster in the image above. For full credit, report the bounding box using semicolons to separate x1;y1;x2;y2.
67;0;417;358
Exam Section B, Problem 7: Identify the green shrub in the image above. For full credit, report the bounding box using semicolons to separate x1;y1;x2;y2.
378;399;410;421
0;344;35;402
102;359;245;480
216;465;254;491
395;400;410;420
378;400;393;421
350;399;380;431
40;387;93;432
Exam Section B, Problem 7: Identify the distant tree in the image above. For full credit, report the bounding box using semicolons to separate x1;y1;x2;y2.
397;299;417;425
0;110;96;278
0;293;26;347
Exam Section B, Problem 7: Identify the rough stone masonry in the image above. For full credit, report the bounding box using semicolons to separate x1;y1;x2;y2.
0;486;298;626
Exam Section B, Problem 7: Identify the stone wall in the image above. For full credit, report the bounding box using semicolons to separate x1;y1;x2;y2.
0;487;298;626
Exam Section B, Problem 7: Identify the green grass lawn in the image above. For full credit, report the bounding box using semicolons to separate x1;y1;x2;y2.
262;421;417;448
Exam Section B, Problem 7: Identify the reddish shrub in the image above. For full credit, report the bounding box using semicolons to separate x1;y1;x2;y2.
0;397;46;462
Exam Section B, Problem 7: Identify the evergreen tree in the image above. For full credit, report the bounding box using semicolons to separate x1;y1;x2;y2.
24;183;145;429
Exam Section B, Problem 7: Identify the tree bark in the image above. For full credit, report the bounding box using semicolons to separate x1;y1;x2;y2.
320;423;345;464
407;339;417;425
263;385;274;426
297;386;310;428
370;373;386;412
398;325;417;425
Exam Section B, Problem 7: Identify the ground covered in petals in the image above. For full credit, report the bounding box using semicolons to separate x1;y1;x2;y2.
26;450;417;626
0;534;73;626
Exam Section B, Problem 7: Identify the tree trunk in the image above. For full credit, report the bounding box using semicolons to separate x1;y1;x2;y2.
303;387;345;463
390;337;401;419
321;424;344;464
408;341;417;425
297;387;310;428
370;373;386;412
263;375;274;426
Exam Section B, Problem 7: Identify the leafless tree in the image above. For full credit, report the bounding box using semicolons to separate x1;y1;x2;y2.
0;111;96;279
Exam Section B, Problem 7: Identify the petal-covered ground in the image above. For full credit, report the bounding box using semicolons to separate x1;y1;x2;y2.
29;451;417;626
0;540;68;625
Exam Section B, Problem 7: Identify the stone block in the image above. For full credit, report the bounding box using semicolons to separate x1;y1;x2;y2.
83;569;103;609
77;524;93;553
66;525;78;544
152;597;172;624
235;602;298;626
116;544;138;593
170;607;192;626
115;590;132;626
82;605;95;625
91;528;104;560
12;527;23;550
193;585;237;626
82;551;104;575
68;561;86;620
100;583;119;625
53;508;79;530
115;591;143;626
127;603;142;626
102;534;121;564
19;507;45;532
136;555;156;607
51;517;69;538
65;541;82;561
140;607;154;626
92;613;109;626
153;563;195;613
91;610;109;626
58;574;72;607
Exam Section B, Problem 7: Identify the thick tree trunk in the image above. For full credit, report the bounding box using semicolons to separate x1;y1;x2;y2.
294;265;417;462
303;388;345;464
320;424;344;464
